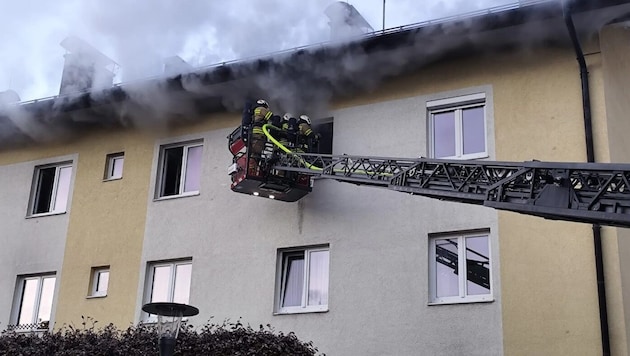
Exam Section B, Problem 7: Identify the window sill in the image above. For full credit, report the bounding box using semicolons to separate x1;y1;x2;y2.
26;211;67;219
428;297;494;306
153;191;200;202
86;294;107;299
103;177;122;182
274;307;329;315
433;154;489;161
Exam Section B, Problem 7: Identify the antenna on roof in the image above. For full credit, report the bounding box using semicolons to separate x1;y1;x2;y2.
382;0;386;31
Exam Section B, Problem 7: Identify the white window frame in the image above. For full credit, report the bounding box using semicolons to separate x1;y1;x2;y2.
11;274;56;331
156;141;203;199
29;162;73;216
275;246;329;315
428;230;493;305
428;93;488;160
89;267;110;298
143;260;192;322
104;153;124;180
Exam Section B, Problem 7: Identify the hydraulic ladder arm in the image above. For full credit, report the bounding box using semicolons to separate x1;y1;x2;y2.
273;151;630;228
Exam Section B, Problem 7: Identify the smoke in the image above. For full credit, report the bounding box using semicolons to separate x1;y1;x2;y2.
0;0;522;100
0;0;560;147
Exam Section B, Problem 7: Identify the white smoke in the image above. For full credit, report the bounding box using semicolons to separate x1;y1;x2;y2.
0;0;518;102
1;0;557;147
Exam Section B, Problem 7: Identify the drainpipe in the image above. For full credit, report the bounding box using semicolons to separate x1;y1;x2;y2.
563;5;610;356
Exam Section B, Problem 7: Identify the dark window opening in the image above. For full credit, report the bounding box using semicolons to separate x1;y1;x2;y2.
161;147;183;197
313;118;333;154
33;167;55;214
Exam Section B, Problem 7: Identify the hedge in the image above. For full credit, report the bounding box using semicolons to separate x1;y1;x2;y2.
0;317;323;356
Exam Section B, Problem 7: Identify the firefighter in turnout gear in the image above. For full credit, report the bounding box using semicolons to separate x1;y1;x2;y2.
280;113;298;149
297;114;320;153
247;99;275;175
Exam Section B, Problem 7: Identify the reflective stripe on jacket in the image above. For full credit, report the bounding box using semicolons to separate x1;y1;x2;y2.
298;123;313;137
252;107;273;135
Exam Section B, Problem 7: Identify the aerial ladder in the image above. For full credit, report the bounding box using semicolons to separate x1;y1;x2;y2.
228;123;630;229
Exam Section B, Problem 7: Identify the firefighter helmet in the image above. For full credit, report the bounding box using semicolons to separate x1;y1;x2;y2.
283;112;294;122
256;99;269;108
299;114;311;125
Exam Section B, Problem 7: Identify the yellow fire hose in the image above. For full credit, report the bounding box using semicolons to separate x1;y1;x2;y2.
262;124;323;171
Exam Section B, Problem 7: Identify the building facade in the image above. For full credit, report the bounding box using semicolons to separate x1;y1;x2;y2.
2;1;630;355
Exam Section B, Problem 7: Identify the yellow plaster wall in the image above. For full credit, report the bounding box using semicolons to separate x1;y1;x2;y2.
601;24;630;356
50;130;155;328
494;46;607;355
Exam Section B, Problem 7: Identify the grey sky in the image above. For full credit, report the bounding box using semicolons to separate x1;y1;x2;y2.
0;0;518;102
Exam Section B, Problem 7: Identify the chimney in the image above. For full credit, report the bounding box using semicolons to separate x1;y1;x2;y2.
325;2;374;40
59;36;117;95
163;56;193;76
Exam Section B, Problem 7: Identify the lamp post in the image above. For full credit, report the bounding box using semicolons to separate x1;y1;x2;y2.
142;302;199;356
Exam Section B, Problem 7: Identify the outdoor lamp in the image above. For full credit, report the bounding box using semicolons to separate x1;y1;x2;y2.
142;302;199;356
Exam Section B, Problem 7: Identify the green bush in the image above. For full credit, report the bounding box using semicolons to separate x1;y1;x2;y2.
0;318;322;356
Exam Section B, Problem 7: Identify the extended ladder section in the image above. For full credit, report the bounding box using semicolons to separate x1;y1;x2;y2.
273;152;630;228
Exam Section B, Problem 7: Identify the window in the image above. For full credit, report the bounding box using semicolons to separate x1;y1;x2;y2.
89;267;110;297
11;274;56;331
30;162;73;215
428;93;487;159
428;231;492;304
275;246;329;314
157;142;202;198
104;153;124;180
312;117;333;154
144;260;192;320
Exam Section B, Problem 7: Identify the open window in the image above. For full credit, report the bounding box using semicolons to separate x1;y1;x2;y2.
30;162;73;216
156;141;203;198
88;267;110;297
312;117;333;154
104;153;124;180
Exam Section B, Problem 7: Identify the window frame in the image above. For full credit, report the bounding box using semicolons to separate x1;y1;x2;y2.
275;245;330;315
11;273;56;331
428;230;493;305
88;267;110;298
155;141;203;199
143;259;193;321
29;162;73;217
428;93;488;160
104;153;124;181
